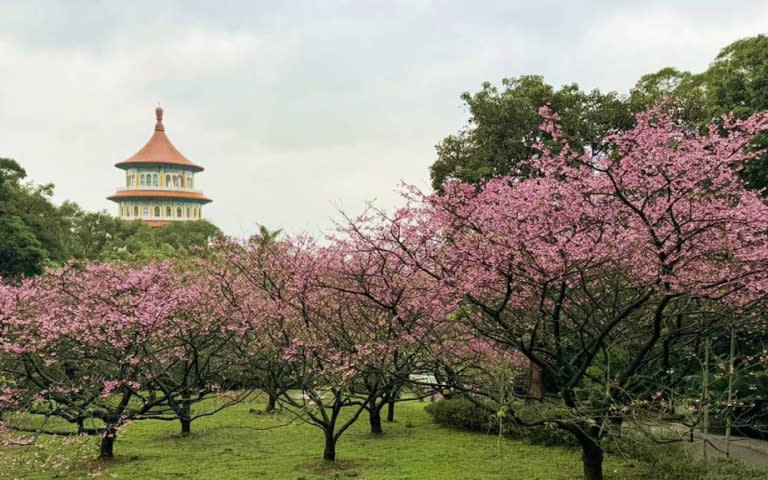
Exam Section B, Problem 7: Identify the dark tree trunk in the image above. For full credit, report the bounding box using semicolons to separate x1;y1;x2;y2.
179;394;192;435
369;406;383;434
323;429;336;462
99;430;116;459
579;433;604;480
76;417;85;435
266;393;277;412
386;398;395;422
180;417;191;435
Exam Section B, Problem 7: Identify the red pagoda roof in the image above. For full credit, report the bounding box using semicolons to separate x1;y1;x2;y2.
115;107;204;172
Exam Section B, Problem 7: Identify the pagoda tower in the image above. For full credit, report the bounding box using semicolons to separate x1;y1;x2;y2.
108;107;212;227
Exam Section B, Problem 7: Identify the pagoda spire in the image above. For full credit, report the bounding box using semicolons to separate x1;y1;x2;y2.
155;106;164;132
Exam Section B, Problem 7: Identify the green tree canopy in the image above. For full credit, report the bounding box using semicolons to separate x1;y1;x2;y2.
706;35;768;116
627;67;708;123
60;203;142;261
0;157;71;277
0;158;27;188
429;76;634;190
0;216;47;279
99;219;222;264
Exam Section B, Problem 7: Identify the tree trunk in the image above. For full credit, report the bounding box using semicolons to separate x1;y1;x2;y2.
323;429;336;462
579;435;604;480
527;363;543;403
369;406;383;434
386;398;395;422
180;417;191;435
266;393;277;412
179;394;192;435
99;430;116;459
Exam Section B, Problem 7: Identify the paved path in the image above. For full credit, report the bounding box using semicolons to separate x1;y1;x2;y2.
683;429;768;468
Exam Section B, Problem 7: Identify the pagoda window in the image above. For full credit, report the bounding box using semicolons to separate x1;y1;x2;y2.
143;206;149;216
133;206;139;216
176;207;182;217
186;207;191;218
140;174;145;186
166;206;172;217
165;174;171;187
154;206;160;217
153;174;159;187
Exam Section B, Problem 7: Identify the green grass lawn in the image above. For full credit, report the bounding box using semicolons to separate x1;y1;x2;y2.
0;395;690;479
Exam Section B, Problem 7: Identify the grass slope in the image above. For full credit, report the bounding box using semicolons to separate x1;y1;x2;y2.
0;396;704;479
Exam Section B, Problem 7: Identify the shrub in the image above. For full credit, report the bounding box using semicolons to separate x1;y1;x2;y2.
424;396;498;434
518;422;575;447
424;397;574;446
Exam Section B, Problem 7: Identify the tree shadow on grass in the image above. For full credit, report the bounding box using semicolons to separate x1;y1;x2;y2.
302;458;363;478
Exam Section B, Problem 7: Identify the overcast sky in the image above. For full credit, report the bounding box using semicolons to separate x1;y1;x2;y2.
1;1;767;236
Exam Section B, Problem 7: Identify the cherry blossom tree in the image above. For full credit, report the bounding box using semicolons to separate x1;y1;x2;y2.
127;266;251;436
365;106;768;480
0;262;246;457
258;237;377;461
319;218;456;433
202;236;299;413
0;263;182;457
208;235;371;461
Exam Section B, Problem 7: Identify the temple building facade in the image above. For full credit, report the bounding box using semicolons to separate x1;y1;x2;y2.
108;107;212;227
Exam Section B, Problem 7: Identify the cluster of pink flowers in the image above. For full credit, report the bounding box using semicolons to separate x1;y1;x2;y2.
100;380;141;397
